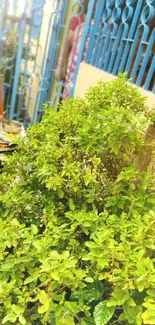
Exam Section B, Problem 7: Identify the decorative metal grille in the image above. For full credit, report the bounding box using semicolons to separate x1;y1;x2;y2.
0;0;68;125
72;0;155;95
0;0;154;126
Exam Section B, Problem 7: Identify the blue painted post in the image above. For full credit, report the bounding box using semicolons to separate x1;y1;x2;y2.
22;0;45;124
9;0;29;120
69;0;96;98
86;0;105;65
112;23;129;75
145;55;155;92
137;29;155;87
36;0;64;122
46;0;68;102
119;0;144;73
129;25;149;83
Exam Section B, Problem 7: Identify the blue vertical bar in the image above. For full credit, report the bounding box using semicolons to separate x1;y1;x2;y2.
137;29;155;87
119;0;143;73
102;24;117;71
130;25;149;83
112;23;129;75
86;0;105;63
9;0;29;120
22;0;45;124
46;1;68;101
144;55;155;91
69;0;96;98
36;0;64;122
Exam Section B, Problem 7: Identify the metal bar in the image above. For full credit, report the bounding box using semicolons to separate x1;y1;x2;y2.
86;0;105;63
130;25;149;83
4;14;31;24
9;0;29;120
144;55;155;92
36;0;66;122
137;29;155;87
112;23;129;75
69;0;96;97
46;0;68;102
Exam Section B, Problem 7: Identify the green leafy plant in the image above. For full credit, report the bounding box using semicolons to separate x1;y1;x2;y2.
0;75;155;324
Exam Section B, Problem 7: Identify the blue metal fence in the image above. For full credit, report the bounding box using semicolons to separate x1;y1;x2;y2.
0;0;155;126
0;0;69;125
70;0;155;96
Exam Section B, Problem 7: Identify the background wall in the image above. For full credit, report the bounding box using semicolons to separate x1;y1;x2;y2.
75;62;155;110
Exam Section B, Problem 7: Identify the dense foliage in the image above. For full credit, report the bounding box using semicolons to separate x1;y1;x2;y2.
0;76;155;325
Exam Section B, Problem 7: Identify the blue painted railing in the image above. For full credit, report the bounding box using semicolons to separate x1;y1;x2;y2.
0;0;69;125
0;0;154;126
53;0;155;101
70;0;155;96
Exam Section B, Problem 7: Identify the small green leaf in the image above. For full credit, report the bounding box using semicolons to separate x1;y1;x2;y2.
65;316;75;325
24;276;37;284
147;290;155;298
68;198;75;211
55;305;64;316
4;297;12;308
51;271;60;281
38;290;48;304
19;315;26;325
31;224;38;235
142;302;155;310
148;275;155;283
64;301;78;313
12;305;25;315
33;240;42;251
142;310;155;324
137;282;146;292
38;305;47;314
85;277;94;283
1;262;15;270
94;301;115;325
57;189;64;198
2;313;17;324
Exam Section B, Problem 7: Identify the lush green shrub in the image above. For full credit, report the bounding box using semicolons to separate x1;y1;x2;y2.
0;76;155;325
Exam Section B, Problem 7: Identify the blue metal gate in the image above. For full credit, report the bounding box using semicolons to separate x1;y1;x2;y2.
0;0;155;126
69;0;155;96
0;0;68;125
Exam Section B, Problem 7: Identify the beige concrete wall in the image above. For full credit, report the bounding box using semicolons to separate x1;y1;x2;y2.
75;62;155;110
